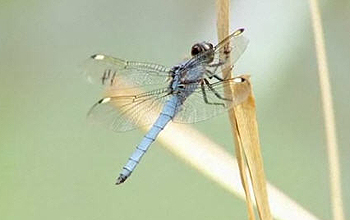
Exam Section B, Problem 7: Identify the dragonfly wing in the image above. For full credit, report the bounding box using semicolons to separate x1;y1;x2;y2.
184;29;249;78
87;87;171;132
173;75;250;123
213;28;249;66
83;54;171;90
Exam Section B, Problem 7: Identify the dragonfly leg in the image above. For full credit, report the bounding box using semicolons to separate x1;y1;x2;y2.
205;61;232;81
201;81;225;107
206;69;225;81
204;78;231;101
208;60;227;76
207;60;225;68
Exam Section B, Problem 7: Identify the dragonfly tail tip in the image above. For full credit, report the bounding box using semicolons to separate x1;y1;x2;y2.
115;174;128;185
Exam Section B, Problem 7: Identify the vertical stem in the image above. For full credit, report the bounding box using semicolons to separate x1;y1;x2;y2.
216;1;272;220
308;1;344;220
215;0;255;219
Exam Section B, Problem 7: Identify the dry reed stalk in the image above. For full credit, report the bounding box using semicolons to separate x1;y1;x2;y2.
308;0;344;220
215;0;272;219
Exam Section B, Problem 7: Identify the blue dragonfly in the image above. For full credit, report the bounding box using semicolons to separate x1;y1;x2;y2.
84;28;250;185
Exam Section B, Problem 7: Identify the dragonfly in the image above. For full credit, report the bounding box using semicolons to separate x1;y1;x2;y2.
84;28;250;185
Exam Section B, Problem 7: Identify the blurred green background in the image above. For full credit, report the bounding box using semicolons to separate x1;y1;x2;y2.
0;0;349;219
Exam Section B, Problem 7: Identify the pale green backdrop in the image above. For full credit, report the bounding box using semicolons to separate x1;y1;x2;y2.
0;0;349;219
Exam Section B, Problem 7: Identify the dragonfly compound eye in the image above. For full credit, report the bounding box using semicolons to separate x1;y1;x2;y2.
191;42;214;57
202;42;213;51
191;44;203;56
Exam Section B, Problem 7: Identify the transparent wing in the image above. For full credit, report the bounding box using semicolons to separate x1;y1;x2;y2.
212;28;249;66
173;75;250;123
87;87;171;132
82;54;171;90
184;28;249;78
88;76;250;131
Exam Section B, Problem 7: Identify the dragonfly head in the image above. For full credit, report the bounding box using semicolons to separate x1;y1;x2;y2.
191;42;214;62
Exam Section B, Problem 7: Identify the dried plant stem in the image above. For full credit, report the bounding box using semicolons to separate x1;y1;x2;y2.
216;0;272;220
308;1;344;220
215;1;255;219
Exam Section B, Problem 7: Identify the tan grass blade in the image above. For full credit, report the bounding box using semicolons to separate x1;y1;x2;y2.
215;2;255;219
216;0;272;219
308;1;344;220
